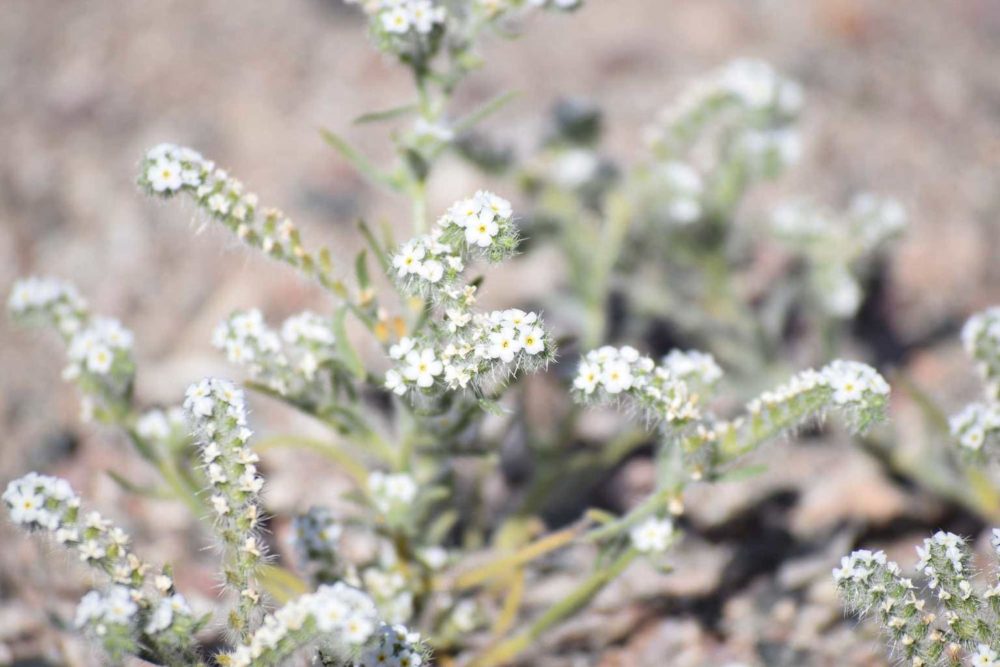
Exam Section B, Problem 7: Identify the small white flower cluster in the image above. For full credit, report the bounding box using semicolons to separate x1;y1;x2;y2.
65;316;134;377
770;195;907;317
384;308;551;396
140;144;334;287
833;549;944;664
683;360;889;478
746;360;889;423
951;402;1000;453
572;345;701;424
355;622;429;667
649;160;705;225
362;566;414;625
346;0;446;37
7;276;89;336
8;277;136;420
3;473;149;584
647;58;802;162
962;307;1000;401
661;349;723;391
848;193;908;250
75;586;139;630
629;516;675;553
292;506;343;578
4;474;201;662
950;308;1000;458
391;191;519;302
183;378;266;637
225;583;424;667
4;472;78;530
144;593;195;635
915;532;979;615
368;471;418;513
213;309;338;398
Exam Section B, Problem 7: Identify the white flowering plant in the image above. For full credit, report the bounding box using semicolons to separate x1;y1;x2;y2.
11;3;994;667
507;59;906;366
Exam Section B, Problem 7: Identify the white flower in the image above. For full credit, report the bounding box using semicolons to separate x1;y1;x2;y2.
488;327;522;363
476;191;512;219
630;517;674;553
601;360;634;394
464;211;499;248
147;160;184;193
574;361;600;394
409;0;440;34
973;644;999;667
393;242;426;276
403;349;443;388
518;326;545;355
7;488;44;524
381;6;411;33
390;337;416;360
420;259;444;283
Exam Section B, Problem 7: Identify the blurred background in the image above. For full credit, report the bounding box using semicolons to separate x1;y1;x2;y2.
2;0;999;665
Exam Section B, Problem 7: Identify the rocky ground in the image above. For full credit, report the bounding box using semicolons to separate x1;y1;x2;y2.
2;0;1000;665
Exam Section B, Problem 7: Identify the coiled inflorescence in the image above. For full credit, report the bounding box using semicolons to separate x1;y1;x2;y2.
183;378;266;641
3;474;202;665
8;277;135;421
836;531;1000;665
221;583;429;667
139;143;338;291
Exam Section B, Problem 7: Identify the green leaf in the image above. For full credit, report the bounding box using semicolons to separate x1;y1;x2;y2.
355;250;371;290
358;219;391;273
333;306;367;380
453;91;520;135
353;103;419;125
320;128;398;191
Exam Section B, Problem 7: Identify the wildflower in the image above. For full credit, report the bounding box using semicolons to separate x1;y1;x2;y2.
403;349;443;388
629;517;674;553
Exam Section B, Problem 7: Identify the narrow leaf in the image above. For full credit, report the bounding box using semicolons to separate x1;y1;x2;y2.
353;103;419;125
